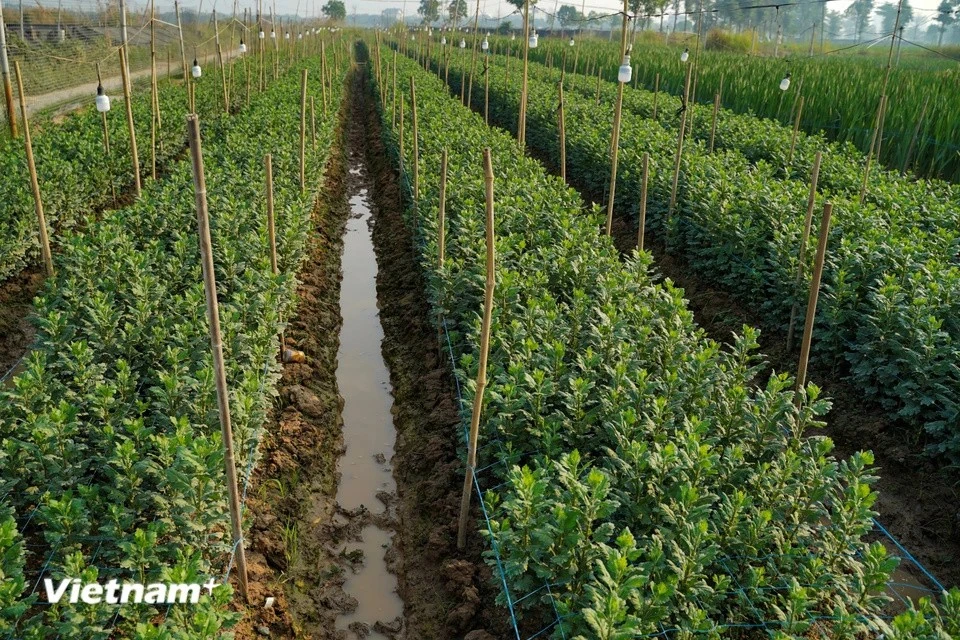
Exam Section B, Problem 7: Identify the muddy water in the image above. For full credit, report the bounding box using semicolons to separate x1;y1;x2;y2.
334;164;404;638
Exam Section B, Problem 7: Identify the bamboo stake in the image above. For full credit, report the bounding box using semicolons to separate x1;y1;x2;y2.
310;96;317;151
652;72;659;120
218;44;229;113
410;76;419;204
637;152;649;251
0;0;17;138
118;47;142;199
786;151;822;352
787;95;804;167
558;81;566;182
858;94;887;204
392;49;398;130
595;67;601;105
708;92;719;152
519;0;531;145
457;147;495;551
175;0;187;82
439;148;448;267
604;0;629;237
14;62;53;277
467;0;480;105
265;153;277;275
484;56;489;125
186;114;249;603
668;62;693;223
795;201;832;400
299;69;307;194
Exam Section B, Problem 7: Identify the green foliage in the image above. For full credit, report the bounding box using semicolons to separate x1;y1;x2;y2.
374;41;899;637
0;42;348;637
448;39;960;461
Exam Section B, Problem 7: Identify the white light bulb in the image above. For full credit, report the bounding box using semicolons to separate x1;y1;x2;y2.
95;85;110;113
192;60;201;78
285;32;290;39
270;30;276;38
259;30;265;39
511;33;516;40
441;36;447;45
460;38;466;48
779;73;791;91
618;55;632;83
569;37;574;46
298;32;303;39
680;48;689;62
529;31;538;48
239;39;247;53
482;36;489;51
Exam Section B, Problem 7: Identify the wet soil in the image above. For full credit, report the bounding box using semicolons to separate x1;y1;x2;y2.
0;266;41;381
234;59;507;640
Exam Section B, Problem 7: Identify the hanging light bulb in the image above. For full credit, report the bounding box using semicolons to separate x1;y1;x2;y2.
680;47;689;62
482;35;489;51
779;72;791;91
441;35;447;45
618;54;632;83
529;30;538;48
511;33;516;41
285;31;290;39
95;83;110;113
460;38;466;48
569;37;575;46
239;38;247;53
298;32;303;39
270;29;276;38
192;59;202;78
259;28;265;39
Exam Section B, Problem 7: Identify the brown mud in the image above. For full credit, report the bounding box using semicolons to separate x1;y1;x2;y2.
234;58;507;640
0;266;41;381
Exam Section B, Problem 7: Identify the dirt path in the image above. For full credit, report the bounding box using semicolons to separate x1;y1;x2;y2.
235;57;506;640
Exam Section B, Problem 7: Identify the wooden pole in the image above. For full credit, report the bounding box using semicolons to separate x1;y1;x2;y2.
118;47;142;199
310;96;317;151
668;62;693;222
519;0;531;145
265;153;278;275
467;0;480;105
484;56;489;125
786;151;821;352
410;76;419;204
457;147;496;551
558;81;566;182
637;152;649;252
14;62;53;277
392;49;398;130
787;95;804;167
299;69;307;194
0;0;18;138
438;148;447;267
652;72;659;121
858;94;886;204
708;92;719;152
186;114;249;603
218;44;229;113
176;0;188;82
795;202;832;399
604;0;630;237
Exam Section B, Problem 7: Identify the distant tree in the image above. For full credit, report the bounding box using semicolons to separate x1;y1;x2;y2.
843;0;874;41
557;4;582;29
418;0;441;24
825;9;842;37
878;0;913;36
497;19;513;33
448;0;468;25
934;0;955;45
322;0;346;22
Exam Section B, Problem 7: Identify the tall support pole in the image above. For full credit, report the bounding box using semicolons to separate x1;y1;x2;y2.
0;0;17;137
410;76;419;203
787;151;822;352
186;114;249;604
176;0;188;81
466;0;480;106
119;0;131;92
558;81;566;181
795;202;832;399
119;47;141;199
518;0;531;145
637;152;649;251
299;69;307;194
604;0;629;237
13;62;53;277
457;148;496;551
